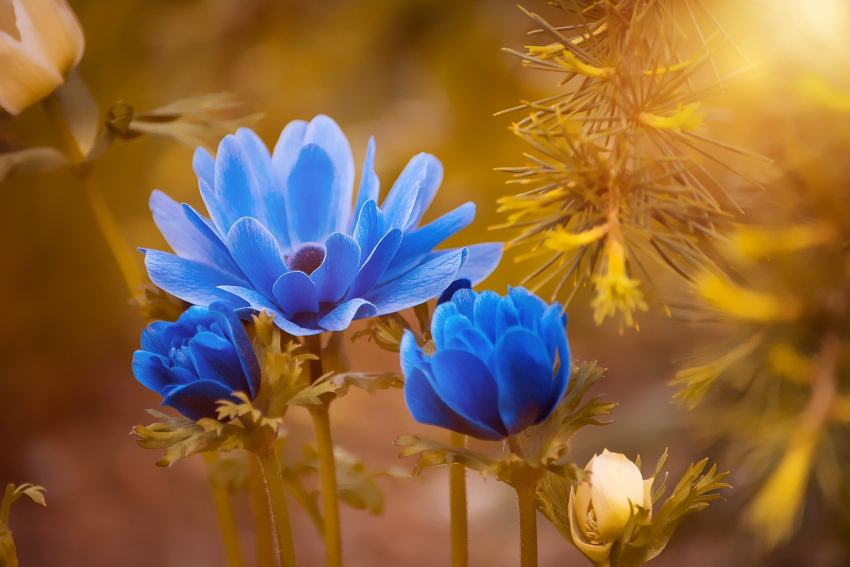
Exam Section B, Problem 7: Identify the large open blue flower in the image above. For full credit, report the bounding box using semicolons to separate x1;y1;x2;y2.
132;302;261;420
401;287;570;441
143;115;502;335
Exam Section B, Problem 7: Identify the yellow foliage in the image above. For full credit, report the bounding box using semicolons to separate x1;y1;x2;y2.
695;272;800;323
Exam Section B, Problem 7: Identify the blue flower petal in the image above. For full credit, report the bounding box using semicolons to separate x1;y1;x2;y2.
454;242;503;286
271;119;308;179
217;286;322;336
180;204;241;274
539;306;571;419
493;328;555;435
352;200;383;265
319;298;377;331
448;328;493;361
383;154;441;230
140;321;172;355
382;203;475;281
273;271;319;315
145;250;250;308
437;279;471;306
451;288;477;320
405;154;443;230
209;301;262;398
430;349;507;438
496;296;521;336
193;147;215;190
431;302;461;350
234;128;286;245
188;332;247;394
132;351;172;394
150;190;232;272
369;249;466;315
312;233;361;303
161;380;236;421
213;134;262;233
472;290;501;343
404;366;504;441
226;217;287;298
286;144;337;245
507;287;548;331
353;136;379;227
347;228;402;300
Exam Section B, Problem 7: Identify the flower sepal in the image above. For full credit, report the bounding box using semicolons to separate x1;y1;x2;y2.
0;483;46;567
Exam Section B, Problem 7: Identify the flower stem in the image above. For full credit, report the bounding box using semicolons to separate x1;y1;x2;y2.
257;449;298;567
516;483;538;567
42;95;142;295
449;431;468;567
249;454;276;567
309;404;343;567
202;453;244;567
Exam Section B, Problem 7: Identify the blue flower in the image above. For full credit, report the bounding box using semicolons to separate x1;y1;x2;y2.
132;302;261;420
143;115;503;335
401;287;570;441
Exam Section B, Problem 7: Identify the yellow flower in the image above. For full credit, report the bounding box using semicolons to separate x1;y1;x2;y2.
0;0;85;115
569;450;653;563
591;240;648;327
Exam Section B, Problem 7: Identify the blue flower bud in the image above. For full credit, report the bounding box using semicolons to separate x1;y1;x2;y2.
401;287;571;440
132;302;261;420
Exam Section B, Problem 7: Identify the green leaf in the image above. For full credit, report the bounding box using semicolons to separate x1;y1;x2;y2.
0;148;69;182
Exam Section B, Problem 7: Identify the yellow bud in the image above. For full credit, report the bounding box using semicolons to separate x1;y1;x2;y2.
569;450;652;562
0;0;85;115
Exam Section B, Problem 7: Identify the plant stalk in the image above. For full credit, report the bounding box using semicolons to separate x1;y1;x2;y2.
258;449;298;567
42;96;142;295
309;404;343;567
449;431;469;567
202;453;244;567
516;483;538;567
249;454;276;567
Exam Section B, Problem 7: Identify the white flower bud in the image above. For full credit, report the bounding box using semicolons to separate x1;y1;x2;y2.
0;0;85;115
569;450;653;563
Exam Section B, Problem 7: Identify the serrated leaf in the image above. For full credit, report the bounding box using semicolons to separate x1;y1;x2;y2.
396;434;497;476
287;378;340;407
0;148;69;182
331;372;404;398
351;313;411;353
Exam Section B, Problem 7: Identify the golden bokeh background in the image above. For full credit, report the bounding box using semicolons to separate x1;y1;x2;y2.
1;1;849;566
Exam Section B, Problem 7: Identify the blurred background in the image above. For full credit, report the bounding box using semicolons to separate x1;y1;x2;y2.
1;0;849;566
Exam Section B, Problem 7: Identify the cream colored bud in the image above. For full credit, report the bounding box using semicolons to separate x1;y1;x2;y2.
569;450;653;563
0;0;85;115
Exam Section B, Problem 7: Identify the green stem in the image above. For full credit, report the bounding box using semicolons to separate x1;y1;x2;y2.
309;405;343;567
258;450;298;567
42;96;142;294
449;432;468;567
249;454;276;567
516;484;538;567
203;453;244;567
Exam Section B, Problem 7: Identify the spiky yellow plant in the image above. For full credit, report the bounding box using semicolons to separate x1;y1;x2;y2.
496;1;763;328
675;72;850;548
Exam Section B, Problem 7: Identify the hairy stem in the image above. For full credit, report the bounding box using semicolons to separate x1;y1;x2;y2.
203;453;244;567
258;450;298;567
516;483;538;567
309;405;343;567
249;454;276;567
449;431;469;567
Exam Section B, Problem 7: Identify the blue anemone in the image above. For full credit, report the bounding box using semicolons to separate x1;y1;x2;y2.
401;287;570;441
132;302;261;420
143;115;502;335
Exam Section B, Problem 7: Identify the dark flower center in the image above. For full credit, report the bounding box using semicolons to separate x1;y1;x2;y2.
286;243;326;275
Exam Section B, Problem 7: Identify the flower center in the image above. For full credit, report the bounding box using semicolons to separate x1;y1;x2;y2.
585;507;602;543
286;243;326;275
